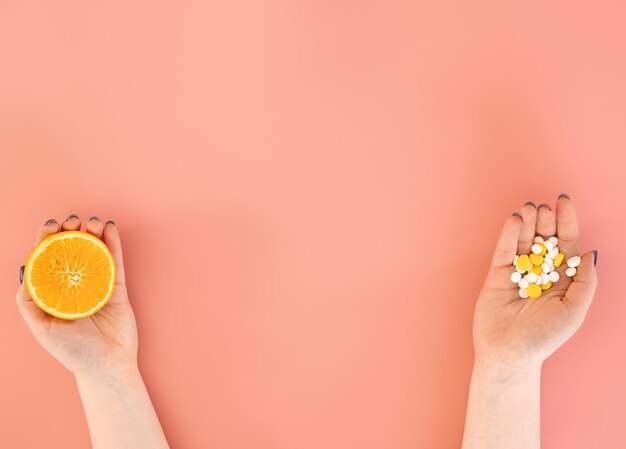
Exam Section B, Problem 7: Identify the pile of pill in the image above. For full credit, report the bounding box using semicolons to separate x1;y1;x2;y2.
511;235;581;299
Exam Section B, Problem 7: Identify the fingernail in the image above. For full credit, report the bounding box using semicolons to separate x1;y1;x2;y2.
88;216;100;222
105;220;116;226
558;193;570;199
524;201;537;208
44;218;57;226
66;214;79;221
511;212;523;219
19;265;24;284
593;249;598;267
537;203;552;211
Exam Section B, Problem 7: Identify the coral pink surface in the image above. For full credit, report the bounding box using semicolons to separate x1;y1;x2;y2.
0;1;624;447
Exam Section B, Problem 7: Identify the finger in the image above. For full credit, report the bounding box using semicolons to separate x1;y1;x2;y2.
491;212;523;267
102;221;125;285
556;193;580;257
563;250;598;325
517;201;538;254
61;213;81;231
85;216;105;239
35;218;61;244
536;203;556;239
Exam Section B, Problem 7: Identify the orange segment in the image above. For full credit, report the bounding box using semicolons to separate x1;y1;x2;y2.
24;231;116;320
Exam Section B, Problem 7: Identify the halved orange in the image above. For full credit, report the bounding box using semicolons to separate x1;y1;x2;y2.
24;231;116;320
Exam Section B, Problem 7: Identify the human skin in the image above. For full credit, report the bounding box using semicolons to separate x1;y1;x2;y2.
461;194;598;449
16;215;170;449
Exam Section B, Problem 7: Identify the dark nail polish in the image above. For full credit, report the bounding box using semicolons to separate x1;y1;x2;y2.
593;250;598;267
511;212;523;219
88;216;100;222
105;220;116;226
19;265;24;284
66;214;79;221
44;219;57;226
537;203;552;211
524;201;537;208
558;193;570;199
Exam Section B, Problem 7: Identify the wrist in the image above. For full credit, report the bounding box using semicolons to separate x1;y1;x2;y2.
472;357;542;382
74;363;142;388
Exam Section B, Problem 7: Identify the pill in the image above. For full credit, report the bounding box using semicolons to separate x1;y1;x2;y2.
527;283;542;298
553;253;565;268
510;234;571;298
565;267;577;277
529;253;544;265
548;271;560;283
516;255;532;271
525;273;539;283
567;256;581;268
531;244;543;255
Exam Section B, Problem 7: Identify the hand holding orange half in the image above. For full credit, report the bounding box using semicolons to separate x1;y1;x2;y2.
16;215;138;379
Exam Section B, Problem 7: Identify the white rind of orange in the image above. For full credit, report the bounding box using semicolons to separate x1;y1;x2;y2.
24;231;116;320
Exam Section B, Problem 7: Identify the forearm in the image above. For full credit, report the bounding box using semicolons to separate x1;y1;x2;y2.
75;367;169;449
461;359;541;449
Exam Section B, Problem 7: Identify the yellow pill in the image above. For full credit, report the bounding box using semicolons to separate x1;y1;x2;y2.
515;254;532;271
529;265;543;275
539;243;547;255
527;284;542;298
529;254;544;265
541;281;552;290
554;253;565;268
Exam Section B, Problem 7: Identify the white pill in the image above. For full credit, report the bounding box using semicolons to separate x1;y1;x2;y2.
541;273;550;284
519;288;529;299
516;266;526;274
518;279;530;289
544;241;554;251
525;273;538;283
534;236;545;243
549;271;560;283
541;263;551;273
567;256;581;268
510;271;522;283
544;257;553;266
548;248;559;259
566;267;577;277
531;244;543;254
513;255;519;266
547;236;558;247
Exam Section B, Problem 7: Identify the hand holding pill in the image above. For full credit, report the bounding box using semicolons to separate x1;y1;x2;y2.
472;195;598;370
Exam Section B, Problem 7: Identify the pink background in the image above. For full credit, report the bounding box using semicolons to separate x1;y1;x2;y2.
1;1;625;448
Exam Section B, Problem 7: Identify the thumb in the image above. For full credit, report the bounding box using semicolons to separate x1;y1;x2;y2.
16;269;47;330
564;250;598;320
